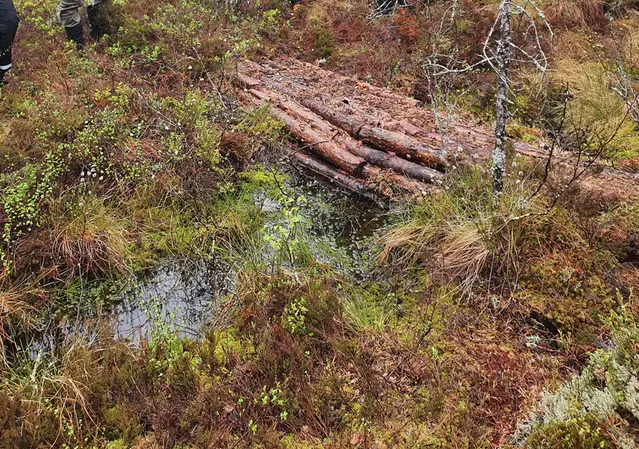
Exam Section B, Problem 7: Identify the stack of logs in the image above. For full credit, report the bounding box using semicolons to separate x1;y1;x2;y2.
235;73;448;201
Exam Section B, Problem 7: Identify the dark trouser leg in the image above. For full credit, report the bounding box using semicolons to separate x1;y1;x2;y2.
65;22;85;48
0;14;19;85
0;46;11;75
0;47;11;85
58;0;84;48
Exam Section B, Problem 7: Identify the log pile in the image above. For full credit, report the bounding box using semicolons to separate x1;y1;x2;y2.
235;73;447;201
235;58;639;203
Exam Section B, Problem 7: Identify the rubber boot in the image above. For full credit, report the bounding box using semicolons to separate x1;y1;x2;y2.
0;69;7;87
65;23;85;49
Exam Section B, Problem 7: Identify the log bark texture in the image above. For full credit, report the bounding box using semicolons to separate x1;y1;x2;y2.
291;152;382;203
243;89;431;196
249;89;445;184
295;98;448;169
236;73;441;199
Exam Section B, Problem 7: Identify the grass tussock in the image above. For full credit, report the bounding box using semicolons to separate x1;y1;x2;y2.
379;167;543;296
552;60;639;162
380;165;638;341
545;0;608;30
50;198;135;278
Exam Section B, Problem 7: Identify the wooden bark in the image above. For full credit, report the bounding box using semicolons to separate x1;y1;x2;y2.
249;89;445;184
252;91;365;174
236;73;262;89
291;152;382;203
295;98;448;169
244;89;432;196
338;136;444;184
237;72;447;170
492;0;512;194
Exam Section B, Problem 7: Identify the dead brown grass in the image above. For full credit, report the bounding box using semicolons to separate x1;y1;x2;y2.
545;0;608;30
50;199;134;277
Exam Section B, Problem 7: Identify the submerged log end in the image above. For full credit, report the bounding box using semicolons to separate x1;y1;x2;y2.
291;152;385;204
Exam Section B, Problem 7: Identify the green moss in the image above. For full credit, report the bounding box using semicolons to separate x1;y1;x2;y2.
527;414;614;449
103;405;144;443
234;106;284;161
105;440;129;449
341;282;409;333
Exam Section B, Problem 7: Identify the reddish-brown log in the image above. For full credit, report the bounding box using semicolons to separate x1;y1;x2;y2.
249;90;444;185
243;89;432;196
237;73;447;169
291;152;383;203
294;98;447;169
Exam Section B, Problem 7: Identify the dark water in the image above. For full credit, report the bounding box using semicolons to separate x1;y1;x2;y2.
113;260;222;341
106;167;388;341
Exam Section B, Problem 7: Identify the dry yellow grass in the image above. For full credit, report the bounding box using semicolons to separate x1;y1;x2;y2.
50;198;135;276
552;59;639;160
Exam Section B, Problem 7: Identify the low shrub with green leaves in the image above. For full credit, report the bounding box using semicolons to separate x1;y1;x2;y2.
1;0;639;448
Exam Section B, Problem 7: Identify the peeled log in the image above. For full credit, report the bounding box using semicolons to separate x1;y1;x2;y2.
291;152;382;203
295;97;448;170
236;73;262;88
236;73;447;171
250;90;444;184
243;89;431;196
342;138;444;184
358;126;447;169
288;104;443;184
256;94;366;174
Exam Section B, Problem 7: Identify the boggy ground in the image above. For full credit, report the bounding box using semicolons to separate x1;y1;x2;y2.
0;0;639;449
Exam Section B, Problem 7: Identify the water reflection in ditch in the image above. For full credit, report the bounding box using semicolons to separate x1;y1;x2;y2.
109;167;388;342
113;257;232;342
3;166;392;367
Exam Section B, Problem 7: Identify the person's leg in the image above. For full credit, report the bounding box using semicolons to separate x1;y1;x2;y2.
0;7;19;85
0;47;12;85
57;0;85;48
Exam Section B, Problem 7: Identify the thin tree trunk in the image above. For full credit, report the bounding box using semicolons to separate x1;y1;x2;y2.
492;0;512;194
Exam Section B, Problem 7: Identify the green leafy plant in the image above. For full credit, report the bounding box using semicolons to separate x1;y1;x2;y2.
284;297;309;336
